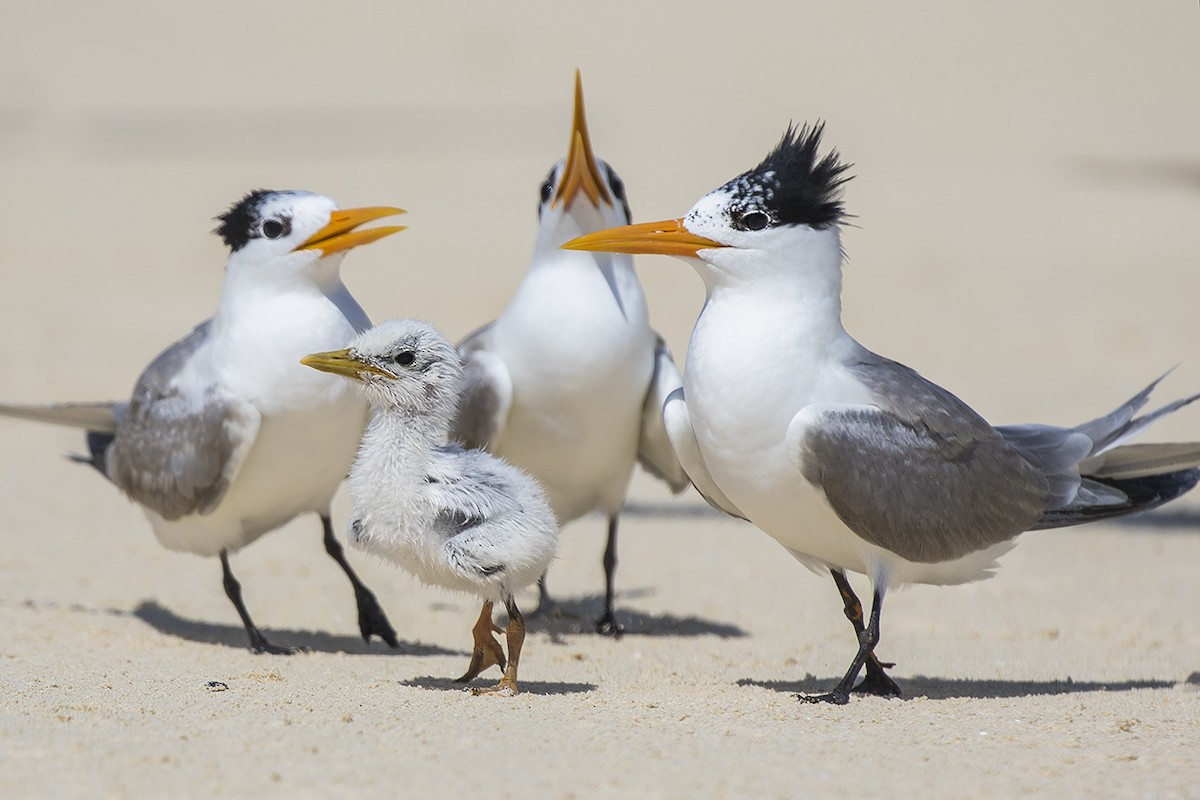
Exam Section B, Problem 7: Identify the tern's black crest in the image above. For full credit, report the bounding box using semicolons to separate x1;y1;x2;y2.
724;122;852;231
214;189;295;252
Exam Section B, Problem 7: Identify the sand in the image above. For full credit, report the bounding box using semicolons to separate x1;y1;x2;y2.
1;2;1199;798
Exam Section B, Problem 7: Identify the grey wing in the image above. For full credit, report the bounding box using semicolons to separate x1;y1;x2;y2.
636;335;689;492
108;321;261;520
452;323;511;450
427;449;525;535
795;354;1052;564
427;451;537;577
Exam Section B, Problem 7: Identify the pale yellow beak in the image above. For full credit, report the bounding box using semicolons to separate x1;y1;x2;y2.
294;206;407;255
300;348;393;380
561;218;726;257
553;70;611;211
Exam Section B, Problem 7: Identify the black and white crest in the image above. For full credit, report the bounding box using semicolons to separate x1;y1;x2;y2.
722;122;852;231
213;189;295;252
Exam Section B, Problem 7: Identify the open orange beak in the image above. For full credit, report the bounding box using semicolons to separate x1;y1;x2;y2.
294;206;407;255
561;218;726;257
553;70;611;211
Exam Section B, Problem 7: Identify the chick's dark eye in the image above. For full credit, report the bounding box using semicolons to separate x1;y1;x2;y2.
739;210;770;231
393;351;416;367
539;179;554;204
261;218;289;239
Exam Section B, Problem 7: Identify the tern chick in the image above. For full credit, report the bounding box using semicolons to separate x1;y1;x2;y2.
0;190;405;654
303;319;558;696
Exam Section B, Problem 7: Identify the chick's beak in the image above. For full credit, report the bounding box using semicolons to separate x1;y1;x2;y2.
554;70;611;211
301;349;392;380
561;218;726;257
294;206;407;255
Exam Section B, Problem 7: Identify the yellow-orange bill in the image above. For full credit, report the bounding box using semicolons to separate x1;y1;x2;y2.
300;349;393;380
554;70;611;210
294;206;407;255
561;218;726;257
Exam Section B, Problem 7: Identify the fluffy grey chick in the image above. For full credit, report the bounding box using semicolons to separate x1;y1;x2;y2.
302;319;558;696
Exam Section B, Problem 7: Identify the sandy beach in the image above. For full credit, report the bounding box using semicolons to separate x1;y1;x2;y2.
2;3;1199;797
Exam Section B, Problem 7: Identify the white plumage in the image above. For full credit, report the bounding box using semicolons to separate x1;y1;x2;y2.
303;319;558;696
0;190;406;654
453;72;687;634
565;123;1200;704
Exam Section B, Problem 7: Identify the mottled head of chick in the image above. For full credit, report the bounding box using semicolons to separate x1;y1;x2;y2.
301;319;463;417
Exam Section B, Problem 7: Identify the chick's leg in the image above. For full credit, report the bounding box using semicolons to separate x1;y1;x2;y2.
473;595;526;697
455;600;506;683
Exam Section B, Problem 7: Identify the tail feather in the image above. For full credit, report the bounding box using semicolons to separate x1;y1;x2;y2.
1080;442;1200;480
1074;369;1200;456
67;430;115;479
0;401;119;434
1032;467;1200;530
1071;370;1171;452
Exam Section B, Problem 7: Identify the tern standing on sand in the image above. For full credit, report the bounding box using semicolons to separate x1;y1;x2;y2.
453;72;687;635
304;319;558;696
0;190;406;654
565;124;1200;703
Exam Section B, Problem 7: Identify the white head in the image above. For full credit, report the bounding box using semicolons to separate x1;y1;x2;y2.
562;123;851;294
531;71;632;254
301;319;464;421
214;189;405;289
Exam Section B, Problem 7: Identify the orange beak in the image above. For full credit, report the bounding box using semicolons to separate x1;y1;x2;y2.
294;206;407;255
561;218;726;258
553;70;611;211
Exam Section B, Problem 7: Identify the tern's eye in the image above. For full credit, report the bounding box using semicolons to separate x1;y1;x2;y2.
738;210;770;231
607;168;626;201
539;179;555;205
261;218;290;239
393;351;416;367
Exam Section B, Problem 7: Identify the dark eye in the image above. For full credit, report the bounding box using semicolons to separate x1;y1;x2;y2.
261;218;288;239
393;351;416;367
539;179;554;205
739;210;770;231
607;167;626;202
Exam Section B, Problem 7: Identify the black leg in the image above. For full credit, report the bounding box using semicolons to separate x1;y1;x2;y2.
220;549;294;655
528;572;575;620
830;569;901;698
595;515;624;637
321;516;399;648
799;583;891;705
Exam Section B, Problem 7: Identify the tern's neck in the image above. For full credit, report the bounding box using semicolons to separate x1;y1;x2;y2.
368;394;455;447
360;405;449;473
699;228;847;347
216;254;366;329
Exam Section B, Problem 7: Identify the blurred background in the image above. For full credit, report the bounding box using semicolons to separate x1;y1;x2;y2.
1;0;1197;432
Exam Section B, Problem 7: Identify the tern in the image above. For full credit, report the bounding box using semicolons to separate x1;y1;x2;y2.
564;123;1200;703
0;190;406;654
303;319;559;696
452;71;687;635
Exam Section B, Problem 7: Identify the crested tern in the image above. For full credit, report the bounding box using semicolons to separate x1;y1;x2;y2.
564;123;1200;703
453;71;687;635
0;190;406;654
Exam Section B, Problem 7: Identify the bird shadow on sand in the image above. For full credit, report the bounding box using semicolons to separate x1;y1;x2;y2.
522;590;747;641
738;674;1182;701
132;600;460;657
398;675;597;696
